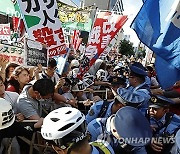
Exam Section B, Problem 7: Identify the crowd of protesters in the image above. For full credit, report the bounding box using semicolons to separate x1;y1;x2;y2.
0;50;180;154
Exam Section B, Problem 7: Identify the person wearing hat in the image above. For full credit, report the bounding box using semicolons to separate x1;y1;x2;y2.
54;78;77;108
147;95;180;153
94;69;111;90
0;98;43;152
87;106;152;154
113;62;126;77
70;80;88;112
86;87;145;124
127;62;151;116
41;107;115;154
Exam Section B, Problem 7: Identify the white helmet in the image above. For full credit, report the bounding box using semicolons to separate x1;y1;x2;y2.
113;65;121;72
67;69;78;79
83;73;95;81
0;98;15;130
96;69;107;81
71;80;86;92
70;59;80;69
83;78;94;88
72;68;79;76
41;107;86;143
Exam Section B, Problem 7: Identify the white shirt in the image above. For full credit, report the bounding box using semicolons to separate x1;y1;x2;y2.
4;91;19;113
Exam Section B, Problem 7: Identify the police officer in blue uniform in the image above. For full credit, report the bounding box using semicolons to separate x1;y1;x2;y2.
86;87;145;124
87;106;152;154
127;62;151;115
147;95;180;154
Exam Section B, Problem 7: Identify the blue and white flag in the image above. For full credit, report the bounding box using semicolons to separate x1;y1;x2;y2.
131;0;180;89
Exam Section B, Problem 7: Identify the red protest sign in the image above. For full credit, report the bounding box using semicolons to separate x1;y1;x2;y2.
78;12;128;78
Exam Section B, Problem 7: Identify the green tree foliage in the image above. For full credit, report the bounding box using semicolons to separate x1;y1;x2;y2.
118;39;134;56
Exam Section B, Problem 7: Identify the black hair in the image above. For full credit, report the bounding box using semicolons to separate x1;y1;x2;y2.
33;79;54;96
146;66;154;72
99;62;107;70
5;63;19;79
48;58;57;68
67;137;89;154
6;66;30;94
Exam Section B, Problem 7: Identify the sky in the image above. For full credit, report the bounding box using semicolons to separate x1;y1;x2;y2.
122;0;143;47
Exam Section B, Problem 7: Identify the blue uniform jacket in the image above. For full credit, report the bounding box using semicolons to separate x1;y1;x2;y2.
150;113;180;136
88;118;147;154
86;101;113;124
127;81;151;116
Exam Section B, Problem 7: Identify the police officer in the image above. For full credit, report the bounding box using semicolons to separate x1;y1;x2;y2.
0;98;43;153
127;62;151;115
87;106;152;154
148;95;180;154
86;87;145;124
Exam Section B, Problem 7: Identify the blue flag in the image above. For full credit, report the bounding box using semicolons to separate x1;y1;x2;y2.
155;55;180;89
131;0;180;89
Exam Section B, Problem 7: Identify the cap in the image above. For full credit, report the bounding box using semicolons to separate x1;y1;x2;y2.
83;73;95;81
0;98;15;130
70;59;80;69
114;106;152;146
108;76;126;86
116;88;145;105
83;78;94;88
71;80;86;92
149;95;175;108
129;62;147;76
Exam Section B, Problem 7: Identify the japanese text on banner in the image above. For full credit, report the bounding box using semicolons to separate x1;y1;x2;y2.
17;0;67;56
78;12;128;78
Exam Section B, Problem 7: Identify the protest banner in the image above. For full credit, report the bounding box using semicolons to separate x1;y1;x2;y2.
0;43;25;65
17;0;67;57
53;48;69;75
0;24;11;41
24;39;47;67
78;11;128;78
57;2;93;32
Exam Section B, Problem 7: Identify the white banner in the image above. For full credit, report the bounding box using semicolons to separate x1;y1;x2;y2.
0;43;25;65
17;0;67;56
0;24;11;41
